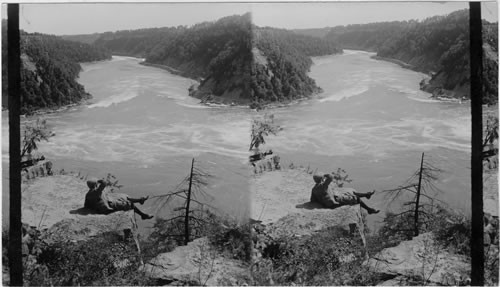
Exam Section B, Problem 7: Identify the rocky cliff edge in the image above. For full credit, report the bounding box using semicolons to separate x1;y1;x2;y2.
22;174;134;242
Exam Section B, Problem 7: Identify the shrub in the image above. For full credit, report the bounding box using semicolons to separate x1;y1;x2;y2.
205;213;252;262
3;226;156;286
430;206;471;255
252;226;374;285
148;209;252;262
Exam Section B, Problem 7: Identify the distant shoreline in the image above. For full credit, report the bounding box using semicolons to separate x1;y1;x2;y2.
370;55;425;74
368;54;469;103
138;61;185;77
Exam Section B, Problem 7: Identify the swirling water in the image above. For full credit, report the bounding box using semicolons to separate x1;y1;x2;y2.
2;52;471;231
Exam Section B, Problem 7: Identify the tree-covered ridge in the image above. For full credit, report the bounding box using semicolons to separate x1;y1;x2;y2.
94;27;183;58
89;15;344;106
325;21;410;52
251;27;341;106
2;23;112;114
376;10;470;73
94;14;344;106
292;27;332;39
147;13;253;80
92;14;253;103
324;9;498;104
377;10;498;104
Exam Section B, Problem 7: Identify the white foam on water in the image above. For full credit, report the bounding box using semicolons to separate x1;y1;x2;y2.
111;55;144;62
88;91;139;108
157;91;186;101
40;112;251;164
175;102;211;109
318;85;370;102
407;96;442;103
342;50;376;56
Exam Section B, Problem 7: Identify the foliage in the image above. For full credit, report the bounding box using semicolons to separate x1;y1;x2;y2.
249;114;282;151
379;205;499;286
431;206;471;255
205;214;252;262
103;173;124;192
378;210;416;242
21;118;54;158
2;225;156;286
149;208;209;249
2;22;111;113
252;226;377;285
325;20;410;52
148;210;252;262
331;168;352;187
484;115;499;150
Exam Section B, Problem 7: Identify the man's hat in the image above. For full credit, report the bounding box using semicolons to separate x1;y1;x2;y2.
86;178;98;189
313;174;323;184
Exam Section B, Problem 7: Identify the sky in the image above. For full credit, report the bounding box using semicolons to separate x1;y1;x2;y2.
1;1;498;35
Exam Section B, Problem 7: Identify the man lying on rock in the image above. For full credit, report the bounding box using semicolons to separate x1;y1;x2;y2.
84;178;154;220
311;173;380;214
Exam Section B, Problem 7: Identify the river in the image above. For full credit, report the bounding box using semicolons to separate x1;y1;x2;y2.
2;51;472;231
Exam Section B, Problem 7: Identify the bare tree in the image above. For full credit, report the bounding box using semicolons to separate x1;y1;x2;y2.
154;158;212;245
382;153;443;237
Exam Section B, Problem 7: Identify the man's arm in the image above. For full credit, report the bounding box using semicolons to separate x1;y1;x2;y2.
322;174;333;186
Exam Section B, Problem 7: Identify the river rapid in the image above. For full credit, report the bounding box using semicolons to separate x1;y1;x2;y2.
2;51;472;231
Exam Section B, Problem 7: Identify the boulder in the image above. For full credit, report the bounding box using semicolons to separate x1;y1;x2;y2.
22;175;134;242
142;237;249;286
264;205;364;240
250;169;366;244
365;232;470;285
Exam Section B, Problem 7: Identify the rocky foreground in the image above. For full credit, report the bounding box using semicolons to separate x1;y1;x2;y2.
250;168;366;242
249;166;498;285
21;174;135;242
12;155;498;285
142;237;248;285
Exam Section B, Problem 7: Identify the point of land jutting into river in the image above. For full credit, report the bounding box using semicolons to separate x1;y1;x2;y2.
2;2;498;286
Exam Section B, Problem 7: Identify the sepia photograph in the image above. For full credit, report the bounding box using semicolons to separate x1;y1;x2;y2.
1;1;498;286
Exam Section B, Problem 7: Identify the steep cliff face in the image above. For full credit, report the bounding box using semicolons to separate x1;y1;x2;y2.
420;38;498;103
324;10;498;104
2;23;111;113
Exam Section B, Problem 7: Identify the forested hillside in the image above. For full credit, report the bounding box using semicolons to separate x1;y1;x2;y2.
324;21;410;52
2;23;111;114
92;14;341;106
92;14;253;103
292;27;332;39
94;27;182;58
322;10;498;104
61;33;102;45
251;27;341;106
